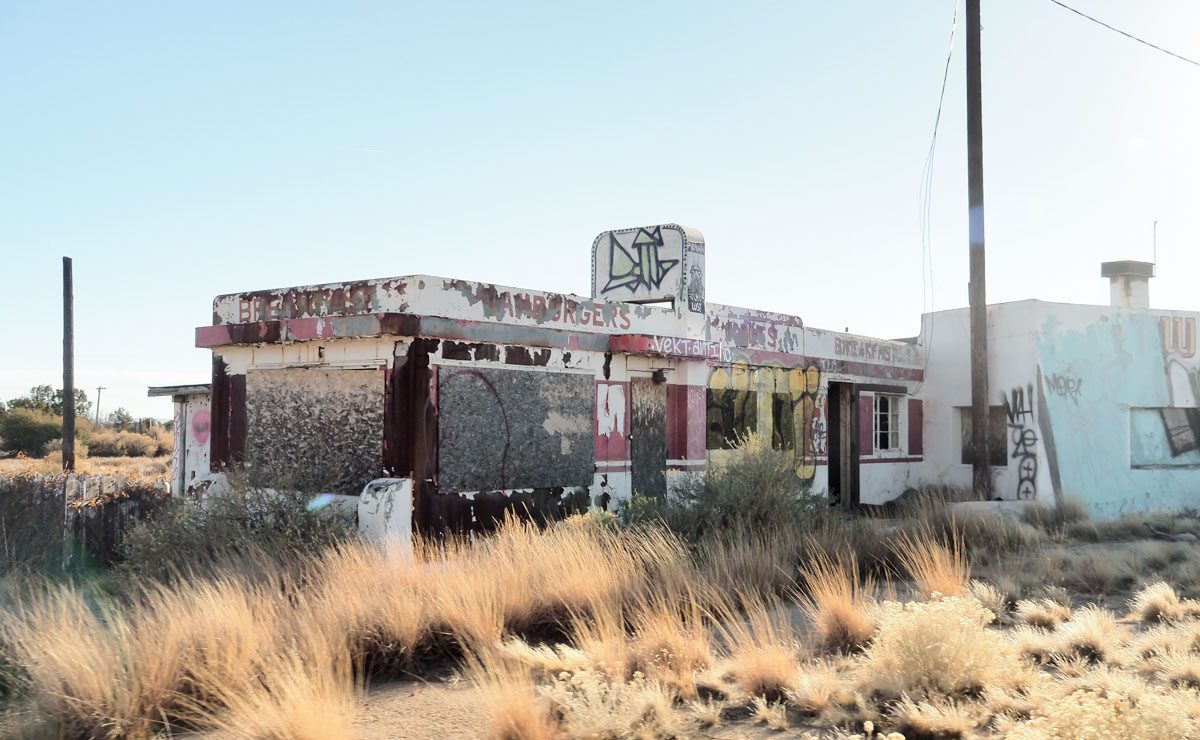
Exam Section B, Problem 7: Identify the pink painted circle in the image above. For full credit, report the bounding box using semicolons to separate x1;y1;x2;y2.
192;409;211;446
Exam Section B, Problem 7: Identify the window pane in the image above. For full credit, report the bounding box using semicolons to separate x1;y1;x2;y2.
707;388;758;450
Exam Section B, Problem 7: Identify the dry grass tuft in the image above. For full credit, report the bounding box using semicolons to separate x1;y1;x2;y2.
466;651;559;740
890;528;970;598
785;661;846;716
712;592;801;700
749;696;789;731
968;580;1009;622
1054;606;1127;664
891;695;975;738
1130;581;1185;623
1151;650;1200;688
798;549;877;653
1008;626;1057;664
687;697;725;728
1014;598;1072;629
186;639;359;740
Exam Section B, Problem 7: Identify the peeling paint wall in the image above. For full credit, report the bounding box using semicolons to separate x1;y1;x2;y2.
176;393;211;494
245;367;384;494
437;365;594;492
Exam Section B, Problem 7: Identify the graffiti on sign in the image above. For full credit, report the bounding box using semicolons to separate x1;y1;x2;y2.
592;224;695;305
687;263;705;314
602;226;679;295
1043;373;1083;405
1003;384;1038;500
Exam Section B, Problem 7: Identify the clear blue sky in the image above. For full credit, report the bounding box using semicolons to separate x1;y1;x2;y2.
2;1;1198;419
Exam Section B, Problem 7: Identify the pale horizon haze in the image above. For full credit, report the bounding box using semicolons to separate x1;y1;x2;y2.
2;1;1198;418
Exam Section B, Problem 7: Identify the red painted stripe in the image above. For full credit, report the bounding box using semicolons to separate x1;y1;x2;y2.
859;395;874;456
908;399;924;456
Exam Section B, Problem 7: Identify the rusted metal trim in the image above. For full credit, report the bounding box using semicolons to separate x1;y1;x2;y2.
196;313;420;348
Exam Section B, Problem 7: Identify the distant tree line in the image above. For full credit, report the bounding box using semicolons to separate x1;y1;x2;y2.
0;386;170;459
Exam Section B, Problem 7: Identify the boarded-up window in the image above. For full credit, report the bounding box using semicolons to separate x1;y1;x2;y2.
707;389;757;450
959;405;1007;466
245;367;384;494
437;366;594;492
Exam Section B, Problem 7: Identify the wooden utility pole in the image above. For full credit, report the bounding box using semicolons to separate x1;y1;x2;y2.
966;0;990;497
62;257;76;473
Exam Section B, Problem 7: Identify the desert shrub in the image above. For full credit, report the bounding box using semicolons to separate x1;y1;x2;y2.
88;430;159;458
862;593;1021;698
543;668;683;739
668;432;826;539
0;409;61;457
619;491;667;526
151;427;173;457
1004;669;1195;739
42;437;88;458
119;482;352;580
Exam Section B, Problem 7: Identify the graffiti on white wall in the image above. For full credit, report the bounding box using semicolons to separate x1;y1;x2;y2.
1003;383;1038;500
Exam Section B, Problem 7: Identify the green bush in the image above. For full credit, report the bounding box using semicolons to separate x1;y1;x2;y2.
666;432;827;539
119;476;353;581
88;430;159;458
0;409;61;456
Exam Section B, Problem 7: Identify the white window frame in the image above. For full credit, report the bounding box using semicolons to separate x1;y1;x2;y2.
873;393;904;456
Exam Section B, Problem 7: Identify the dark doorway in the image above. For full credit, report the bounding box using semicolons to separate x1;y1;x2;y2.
826;382;860;510
630;375;668;499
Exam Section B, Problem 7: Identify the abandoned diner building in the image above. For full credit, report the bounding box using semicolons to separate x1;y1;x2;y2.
163;224;1200;536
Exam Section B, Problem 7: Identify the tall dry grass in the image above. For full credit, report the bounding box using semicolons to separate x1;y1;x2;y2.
797;549;877;652
0;519;694;737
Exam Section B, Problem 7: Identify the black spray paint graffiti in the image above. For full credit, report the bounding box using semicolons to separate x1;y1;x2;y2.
602;226;679;295
687;263;704;314
1003;384;1038;500
1043;373;1083;405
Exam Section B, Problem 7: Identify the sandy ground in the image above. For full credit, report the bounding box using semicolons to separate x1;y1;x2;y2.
358;679;488;740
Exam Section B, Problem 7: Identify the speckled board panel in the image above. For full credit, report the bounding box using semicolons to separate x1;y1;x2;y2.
436;366;594;492
631;377;667;498
245;368;384;494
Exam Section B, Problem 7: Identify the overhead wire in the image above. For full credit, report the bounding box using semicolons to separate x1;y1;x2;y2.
913;0;960;394
1048;0;1200;68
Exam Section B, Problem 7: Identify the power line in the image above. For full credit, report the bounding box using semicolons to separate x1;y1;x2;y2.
1048;0;1200;68
913;0;960;394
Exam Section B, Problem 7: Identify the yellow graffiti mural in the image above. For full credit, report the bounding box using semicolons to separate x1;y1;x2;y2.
707;361;823;482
